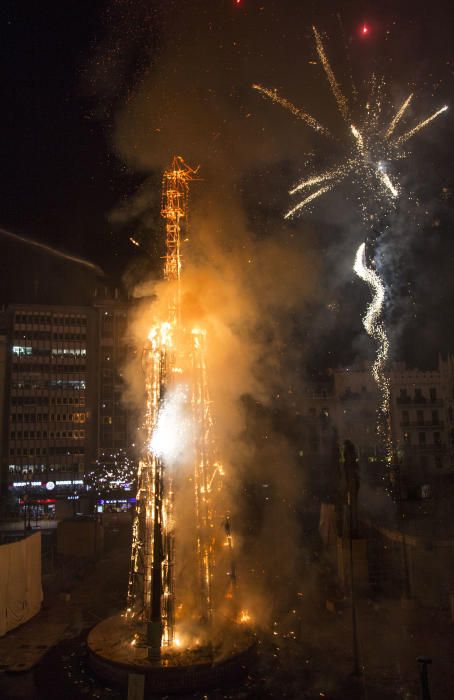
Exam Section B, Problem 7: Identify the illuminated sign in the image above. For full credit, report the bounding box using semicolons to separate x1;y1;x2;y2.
11;479;84;489
55;480;84;486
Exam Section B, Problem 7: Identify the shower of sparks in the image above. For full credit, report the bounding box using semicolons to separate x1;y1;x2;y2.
254;25;447;459
252;84;332;138
354;244;391;454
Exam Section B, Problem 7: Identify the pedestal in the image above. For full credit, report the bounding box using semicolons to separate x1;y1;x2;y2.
87;613;256;695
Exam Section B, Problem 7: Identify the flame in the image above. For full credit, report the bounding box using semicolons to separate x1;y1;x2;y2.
148;321;172;349
238;609;252;624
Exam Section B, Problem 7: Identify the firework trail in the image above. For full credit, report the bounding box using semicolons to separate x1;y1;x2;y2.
253;25;448;458
354;243;391;453
395;105;448;145
312;25;350;123
285;185;333;220
0;226;105;276
385;94;413;139
252;84;332;137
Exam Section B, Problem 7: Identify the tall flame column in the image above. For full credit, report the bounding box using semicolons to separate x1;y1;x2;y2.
127;157;229;659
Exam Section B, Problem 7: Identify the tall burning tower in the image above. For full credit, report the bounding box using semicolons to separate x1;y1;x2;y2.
126;157;231;659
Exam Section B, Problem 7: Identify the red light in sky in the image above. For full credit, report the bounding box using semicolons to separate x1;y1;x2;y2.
361;24;369;35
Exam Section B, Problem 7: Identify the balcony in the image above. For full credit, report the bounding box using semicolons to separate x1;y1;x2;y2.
339;391;375;402
408;443;446;452
397;397;443;407
400;421;444;429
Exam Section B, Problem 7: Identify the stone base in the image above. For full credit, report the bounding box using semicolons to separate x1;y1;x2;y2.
87;613;256;695
337;537;369;592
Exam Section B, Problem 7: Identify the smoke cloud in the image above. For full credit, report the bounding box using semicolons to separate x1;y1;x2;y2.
89;0;325;637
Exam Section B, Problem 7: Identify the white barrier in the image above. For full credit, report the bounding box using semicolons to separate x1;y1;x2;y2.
0;532;43;636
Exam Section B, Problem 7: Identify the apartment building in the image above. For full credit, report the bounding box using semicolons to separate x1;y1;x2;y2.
2;304;97;506
329;357;454;487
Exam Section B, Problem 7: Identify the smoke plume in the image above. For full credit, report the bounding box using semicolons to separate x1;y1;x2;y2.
90;0;322;635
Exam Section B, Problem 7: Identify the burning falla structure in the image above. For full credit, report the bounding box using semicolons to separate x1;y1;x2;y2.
124;157;240;660
88;158;253;691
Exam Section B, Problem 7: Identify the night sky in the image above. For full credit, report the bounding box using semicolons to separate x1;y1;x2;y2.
0;0;453;367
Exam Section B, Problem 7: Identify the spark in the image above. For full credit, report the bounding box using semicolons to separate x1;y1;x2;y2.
385;94;413;139
313;25;350;123
395;105;448;145
252;84;332;137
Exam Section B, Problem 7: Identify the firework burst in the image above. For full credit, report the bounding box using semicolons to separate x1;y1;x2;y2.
254;26;447;458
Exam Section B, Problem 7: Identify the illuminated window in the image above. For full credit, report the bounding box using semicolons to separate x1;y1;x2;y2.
12;346;32;356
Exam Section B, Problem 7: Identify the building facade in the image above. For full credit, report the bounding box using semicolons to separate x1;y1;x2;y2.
0;296;138;516
1;304;97;512
330;357;454;488
94;294;131;468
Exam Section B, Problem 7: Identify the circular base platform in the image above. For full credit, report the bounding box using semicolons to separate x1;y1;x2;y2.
87;613;256;695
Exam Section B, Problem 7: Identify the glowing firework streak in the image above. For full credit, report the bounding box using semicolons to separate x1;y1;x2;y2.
354;243;391;454
252;84;332;137
0;226;105;276
313;25;349;123
285;184;334;219
385;94;413;139
290;167;341;195
351;124;365;153
395;105;448;145
379;171;398;198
